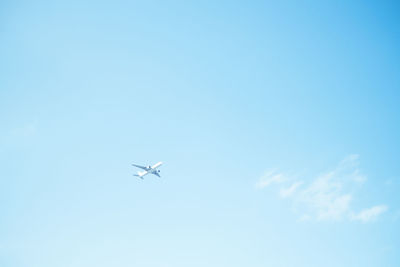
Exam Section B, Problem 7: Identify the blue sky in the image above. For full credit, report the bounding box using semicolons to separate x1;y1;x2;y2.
1;1;400;266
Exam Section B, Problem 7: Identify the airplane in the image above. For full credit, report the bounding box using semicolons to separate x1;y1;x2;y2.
132;161;163;179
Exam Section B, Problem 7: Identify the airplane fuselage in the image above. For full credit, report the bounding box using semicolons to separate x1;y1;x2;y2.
136;162;163;178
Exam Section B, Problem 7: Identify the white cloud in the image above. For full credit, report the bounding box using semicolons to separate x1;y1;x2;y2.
257;155;387;223
336;154;366;184
256;170;286;189
340;154;359;165
298;171;352;221
280;181;303;198
351;205;388;223
298;214;311;222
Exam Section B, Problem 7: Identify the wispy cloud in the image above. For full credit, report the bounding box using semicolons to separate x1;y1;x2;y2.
351;205;388;223
257;155;388;223
256;170;286;189
337;154;367;184
280;181;303;198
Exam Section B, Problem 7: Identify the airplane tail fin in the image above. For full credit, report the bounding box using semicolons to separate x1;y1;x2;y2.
133;174;144;179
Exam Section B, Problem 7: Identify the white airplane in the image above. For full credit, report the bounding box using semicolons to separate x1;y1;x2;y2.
132;161;163;179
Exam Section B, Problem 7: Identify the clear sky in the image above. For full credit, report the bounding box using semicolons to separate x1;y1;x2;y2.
1;1;400;266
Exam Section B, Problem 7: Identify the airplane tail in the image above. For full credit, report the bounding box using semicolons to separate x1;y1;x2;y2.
133;174;144;179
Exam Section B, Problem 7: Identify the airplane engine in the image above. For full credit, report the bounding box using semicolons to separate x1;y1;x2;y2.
158;170;161;172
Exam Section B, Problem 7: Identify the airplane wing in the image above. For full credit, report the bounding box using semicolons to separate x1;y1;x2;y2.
152;171;161;178
151;162;163;169
132;164;149;170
